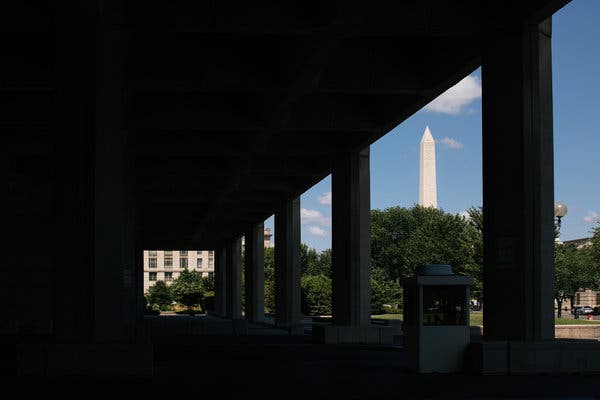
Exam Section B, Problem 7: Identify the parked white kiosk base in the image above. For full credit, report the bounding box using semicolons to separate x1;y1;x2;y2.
403;264;474;373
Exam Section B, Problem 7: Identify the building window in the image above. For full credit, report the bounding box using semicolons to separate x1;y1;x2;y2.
197;258;203;268
149;250;157;257
149;258;157;268
164;257;173;268
164;251;173;256
197;251;203;255
208;251;214;257
597;292;600;305
149;272;157;281
180;257;188;269
180;250;188;256
165;272;173;282
576;293;581;305
208;259;214;268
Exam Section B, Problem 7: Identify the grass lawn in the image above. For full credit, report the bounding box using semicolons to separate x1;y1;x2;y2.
555;317;600;325
371;314;600;326
371;313;403;320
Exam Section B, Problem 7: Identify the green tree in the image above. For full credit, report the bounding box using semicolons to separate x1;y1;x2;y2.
464;206;483;301
371;267;403;310
301;275;332;316
590;221;600;282
146;280;172;310
202;274;215;292
371;205;481;282
554;242;596;316
170;269;204;312
300;244;320;276
313;248;332;277
264;246;275;281
264;247;275;313
264;280;275;314
370;277;387;315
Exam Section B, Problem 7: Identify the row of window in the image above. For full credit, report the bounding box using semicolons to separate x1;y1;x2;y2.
149;271;214;282
149;272;172;282
148;257;214;269
148;250;214;257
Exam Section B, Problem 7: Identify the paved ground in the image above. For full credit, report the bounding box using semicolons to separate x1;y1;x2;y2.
8;337;600;399
5;317;600;399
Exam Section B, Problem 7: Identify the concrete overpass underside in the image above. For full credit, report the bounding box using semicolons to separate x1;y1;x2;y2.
6;0;598;381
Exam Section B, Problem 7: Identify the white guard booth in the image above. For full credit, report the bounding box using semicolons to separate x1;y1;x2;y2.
403;264;473;373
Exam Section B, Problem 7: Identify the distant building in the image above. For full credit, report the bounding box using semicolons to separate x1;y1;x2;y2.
143;228;272;293
574;289;600;308
562;237;592;249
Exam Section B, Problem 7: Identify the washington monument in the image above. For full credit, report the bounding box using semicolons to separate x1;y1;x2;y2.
419;126;437;208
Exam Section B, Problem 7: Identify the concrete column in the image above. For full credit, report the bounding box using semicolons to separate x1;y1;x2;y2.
274;198;302;334
16;3;153;376
225;238;243;320
94;9;136;343
214;247;227;317
51;5;97;343
332;148;371;327
482;19;555;341
244;222;265;323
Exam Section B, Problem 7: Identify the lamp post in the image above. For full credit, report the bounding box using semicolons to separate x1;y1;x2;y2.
554;202;568;242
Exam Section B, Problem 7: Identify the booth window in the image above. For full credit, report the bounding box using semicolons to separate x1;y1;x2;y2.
422;285;466;326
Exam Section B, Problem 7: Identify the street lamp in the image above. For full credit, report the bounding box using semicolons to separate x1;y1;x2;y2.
554;202;568;240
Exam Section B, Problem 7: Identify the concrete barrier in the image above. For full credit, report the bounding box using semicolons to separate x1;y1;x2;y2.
470;325;600;341
555;325;600;340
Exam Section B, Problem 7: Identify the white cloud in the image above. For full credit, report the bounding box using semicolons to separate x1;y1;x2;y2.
318;191;332;205
301;208;331;227
424;75;482;115
440;137;464;149
307;226;328;237
583;211;599;223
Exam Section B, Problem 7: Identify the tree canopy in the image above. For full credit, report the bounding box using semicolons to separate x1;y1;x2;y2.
371;205;481;284
146;280;172;310
170;269;204;310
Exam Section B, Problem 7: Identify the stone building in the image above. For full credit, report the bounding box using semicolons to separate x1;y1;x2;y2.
143;228;272;293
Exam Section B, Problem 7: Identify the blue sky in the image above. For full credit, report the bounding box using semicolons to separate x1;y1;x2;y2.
267;0;600;252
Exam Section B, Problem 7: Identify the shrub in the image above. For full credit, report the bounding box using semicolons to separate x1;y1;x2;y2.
171;269;204;311
147;281;173;310
264;280;275;314
202;275;215;292
301;275;332;316
370;278;386;315
203;291;215;312
382;305;403;314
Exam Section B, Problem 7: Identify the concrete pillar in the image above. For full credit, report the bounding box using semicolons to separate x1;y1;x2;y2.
16;3;153;376
51;5;97;343
52;1;139;343
332;148;371;327
274;198;303;334
225;238;243;320
482;19;555;341
214;247;227;317
94;9;137;343
244;222;265;323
